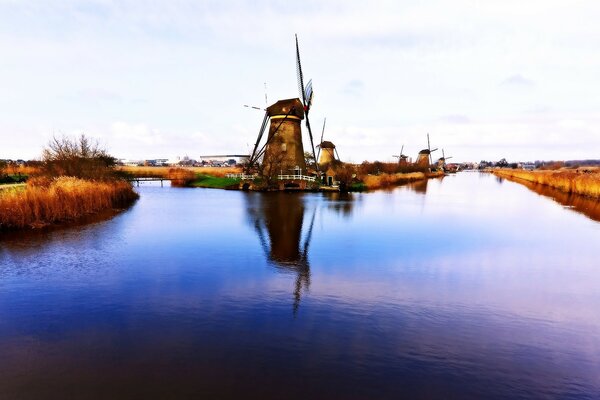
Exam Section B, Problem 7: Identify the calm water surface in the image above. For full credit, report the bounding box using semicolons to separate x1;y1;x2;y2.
1;173;599;399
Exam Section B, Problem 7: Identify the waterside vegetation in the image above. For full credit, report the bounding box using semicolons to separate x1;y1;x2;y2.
494;168;600;199
0;135;138;231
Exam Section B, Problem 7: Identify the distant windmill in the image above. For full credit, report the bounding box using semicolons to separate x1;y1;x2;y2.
392;144;409;165
437;149;453;170
316;118;340;168
416;133;438;168
246;35;319;177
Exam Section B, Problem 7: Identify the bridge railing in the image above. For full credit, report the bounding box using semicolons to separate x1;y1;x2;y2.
225;173;257;180
277;174;316;182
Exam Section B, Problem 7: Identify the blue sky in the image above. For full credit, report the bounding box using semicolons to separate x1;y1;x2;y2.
1;0;599;162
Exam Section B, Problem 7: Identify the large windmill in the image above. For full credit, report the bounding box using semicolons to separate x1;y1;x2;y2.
246;35;319;178
316;118;341;168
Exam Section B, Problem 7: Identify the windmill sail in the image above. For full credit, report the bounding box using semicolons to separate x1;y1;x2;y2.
295;34;319;173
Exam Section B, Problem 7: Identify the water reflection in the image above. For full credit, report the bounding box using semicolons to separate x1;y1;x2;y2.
245;193;316;314
505;176;600;222
322;192;355;216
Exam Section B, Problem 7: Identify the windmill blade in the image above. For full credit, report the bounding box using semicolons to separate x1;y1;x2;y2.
446;156;453;160
244;104;265;111
305;79;313;111
430;148;439;152
295;34;307;106
427;133;432;165
316;117;326;162
248;111;270;168
334;148;340;161
442;149;445;159
400;144;404;157
305;114;319;173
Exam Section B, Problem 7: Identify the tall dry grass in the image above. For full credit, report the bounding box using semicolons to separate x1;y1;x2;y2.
362;172;427;189
167;168;196;187
0;177;138;230
494;169;600;198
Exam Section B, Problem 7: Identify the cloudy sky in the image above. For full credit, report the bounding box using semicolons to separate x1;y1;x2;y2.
1;0;599;163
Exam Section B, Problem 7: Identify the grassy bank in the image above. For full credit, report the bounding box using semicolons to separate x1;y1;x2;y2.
118;166;242;178
190;174;241;189
0;177;138;230
494;168;600;198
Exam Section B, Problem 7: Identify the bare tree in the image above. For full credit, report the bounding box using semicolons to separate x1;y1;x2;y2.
42;134;116;179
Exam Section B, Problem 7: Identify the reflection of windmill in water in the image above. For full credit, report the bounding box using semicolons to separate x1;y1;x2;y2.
245;193;317;315
246;35;319;183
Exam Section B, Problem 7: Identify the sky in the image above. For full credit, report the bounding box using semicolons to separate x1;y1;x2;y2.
1;0;599;163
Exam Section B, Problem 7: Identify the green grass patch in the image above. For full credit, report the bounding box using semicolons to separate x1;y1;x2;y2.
190;174;240;189
0;174;28;184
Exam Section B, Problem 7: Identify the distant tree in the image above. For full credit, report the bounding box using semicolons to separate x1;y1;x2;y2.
496;158;508;167
41;134;117;179
304;151;316;169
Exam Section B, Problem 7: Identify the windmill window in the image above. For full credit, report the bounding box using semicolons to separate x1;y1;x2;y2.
281;143;287;152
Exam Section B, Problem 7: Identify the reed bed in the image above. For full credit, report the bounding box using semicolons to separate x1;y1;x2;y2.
494;169;600;198
362;172;427;190
0;177;138;230
167;168;197;187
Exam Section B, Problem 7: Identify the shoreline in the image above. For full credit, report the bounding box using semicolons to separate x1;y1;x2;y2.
493;168;600;199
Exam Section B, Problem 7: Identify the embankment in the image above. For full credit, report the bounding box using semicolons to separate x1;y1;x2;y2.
0;177;139;231
118;166;242;178
354;171;444;191
494;169;600;198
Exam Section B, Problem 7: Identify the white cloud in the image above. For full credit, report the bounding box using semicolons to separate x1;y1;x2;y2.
1;1;600;161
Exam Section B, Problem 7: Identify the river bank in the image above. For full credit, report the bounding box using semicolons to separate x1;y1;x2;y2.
0;177;138;231
120;165;444;192
493;168;600;198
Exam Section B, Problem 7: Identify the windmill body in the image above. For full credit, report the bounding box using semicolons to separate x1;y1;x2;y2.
416;149;432;167
317;140;336;168
261;98;307;176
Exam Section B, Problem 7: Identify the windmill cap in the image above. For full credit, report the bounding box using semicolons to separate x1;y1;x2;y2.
319;141;335;149
266;98;305;119
418;149;431;155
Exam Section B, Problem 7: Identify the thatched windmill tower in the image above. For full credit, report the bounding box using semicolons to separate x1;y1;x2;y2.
247;35;319;181
317;140;337;167
261;98;306;176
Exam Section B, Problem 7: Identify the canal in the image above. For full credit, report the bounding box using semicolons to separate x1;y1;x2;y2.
1;172;599;399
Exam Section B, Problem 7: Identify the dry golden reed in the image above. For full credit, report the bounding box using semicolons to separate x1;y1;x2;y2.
0;177;138;230
362;172;427;190
494;169;600;198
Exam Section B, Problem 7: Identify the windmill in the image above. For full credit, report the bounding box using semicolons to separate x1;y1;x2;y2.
392;144;409;165
316;118;341;168
245;35;319;179
416;133;438;168
437;149;453;170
